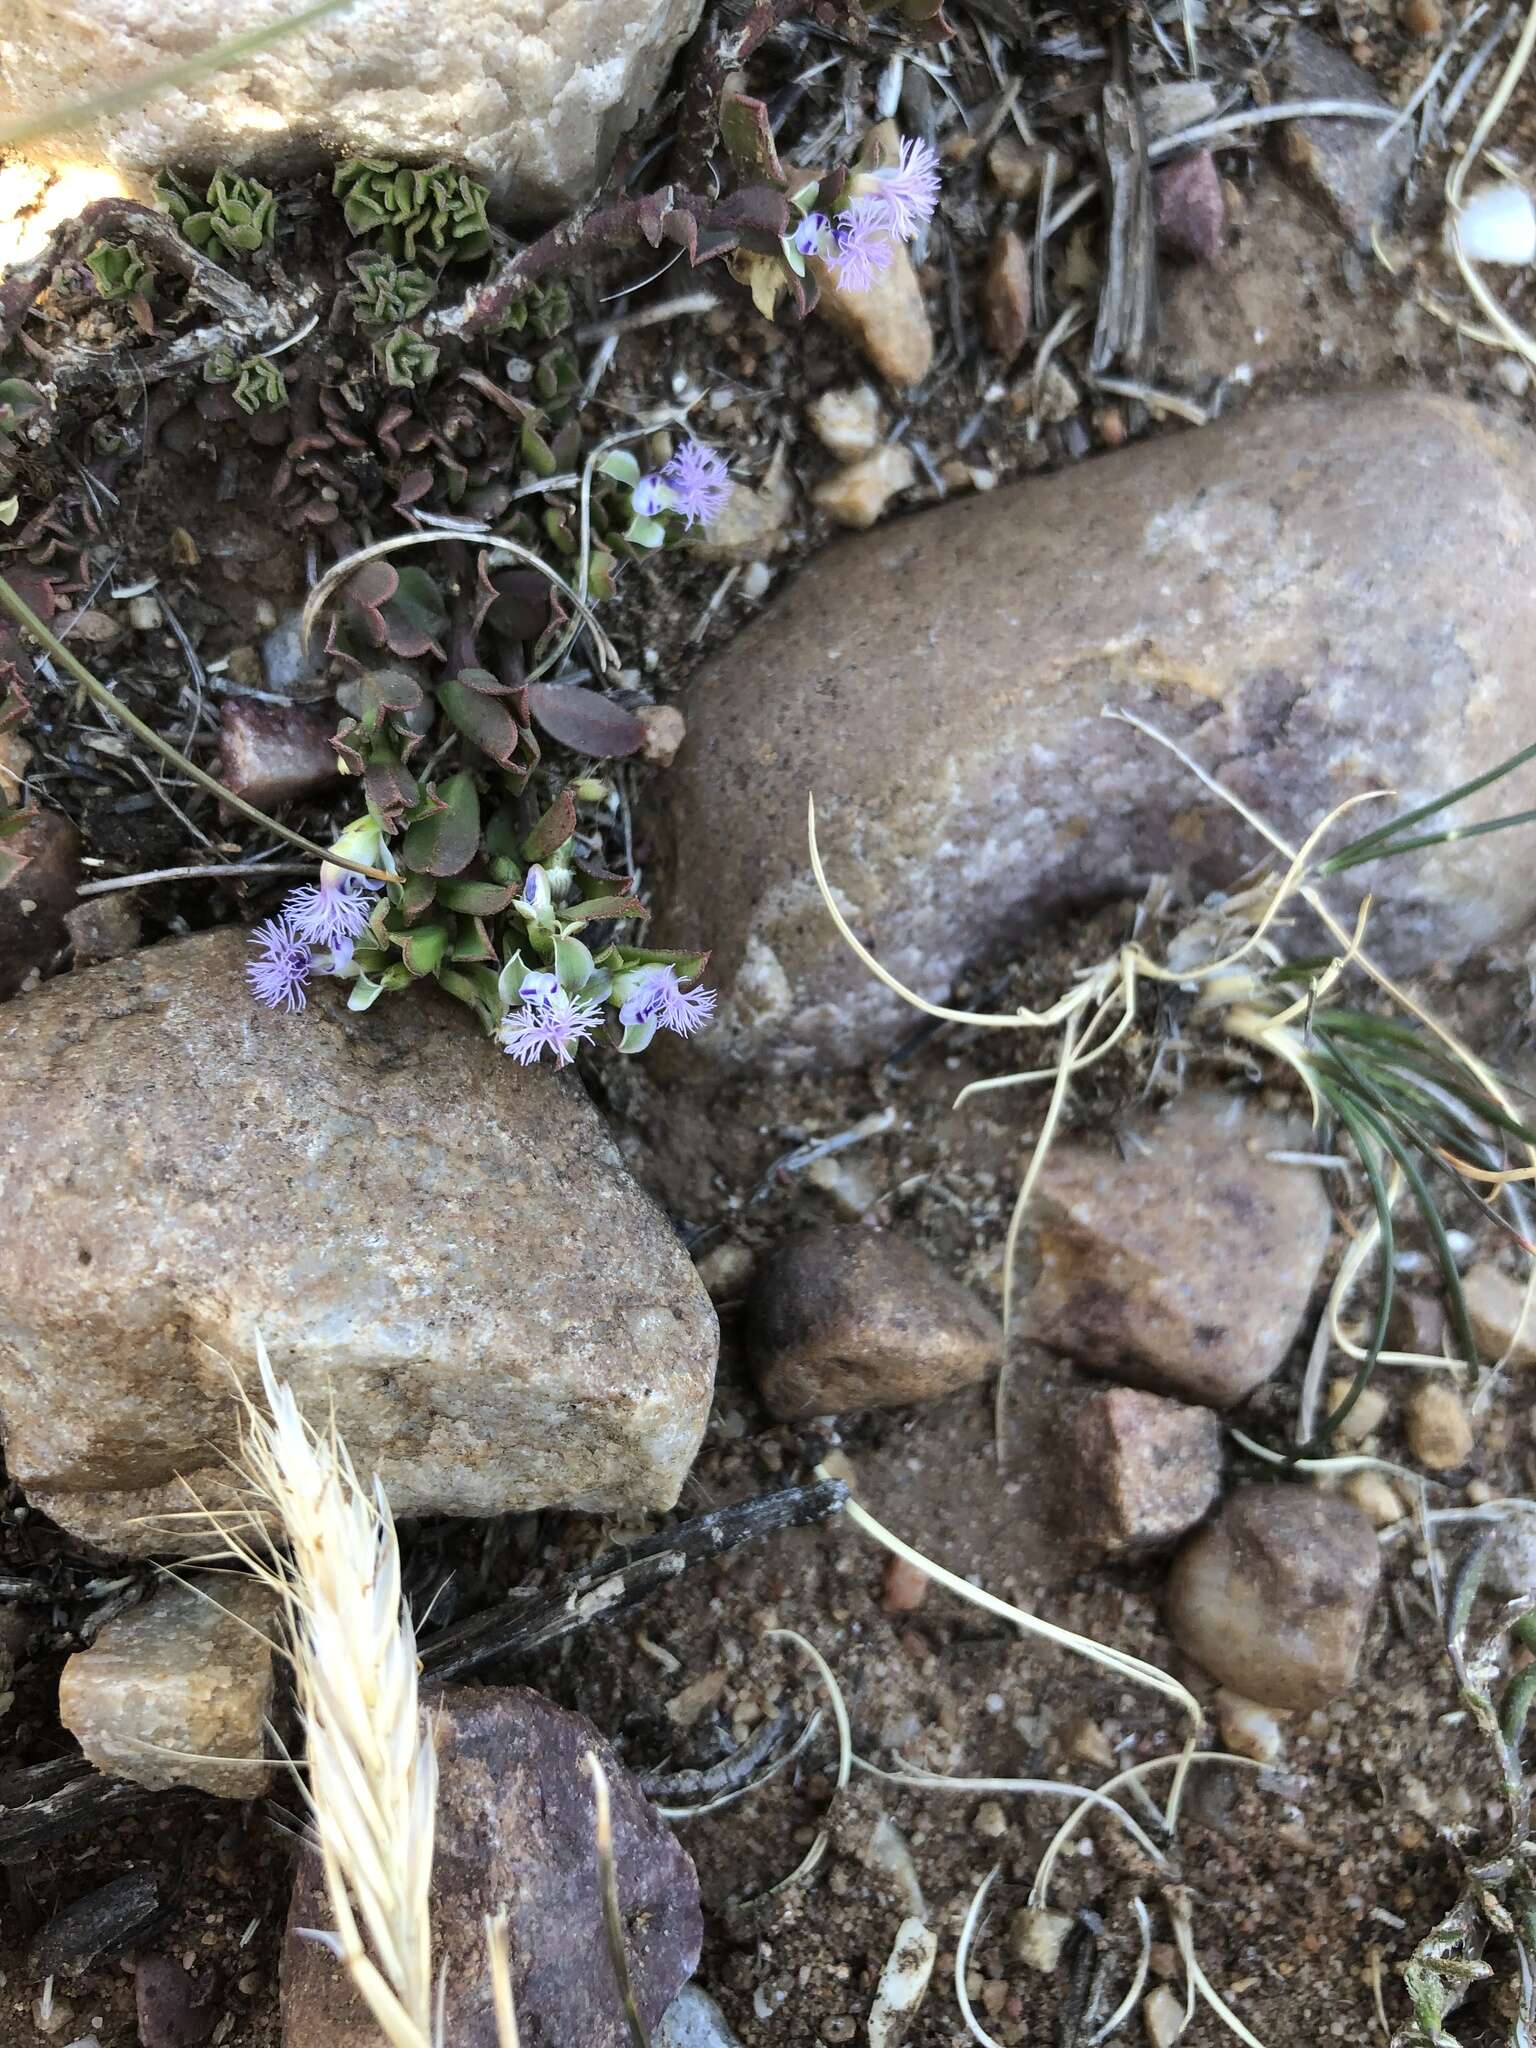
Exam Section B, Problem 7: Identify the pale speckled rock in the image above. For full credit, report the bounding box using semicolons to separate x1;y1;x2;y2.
812;444;915;530
0;0;705;216
655;1986;744;2048
1166;1483;1381;1709
1026;1092;1332;1409
282;1685;701;2048
59;1574;277;1797
812;240;935;388
747;1226;1000;1420
0;929;717;1556
653;395;1536;1072
808;384;883;462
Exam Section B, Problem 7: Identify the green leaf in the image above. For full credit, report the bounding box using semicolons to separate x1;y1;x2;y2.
553;935;595;993
438;673;523;766
449;916;497;963
436;963;504;1033
619;1015;659;1056
566;892;648;923
520;417;558;478
397;870;437;923
625;514;667;549
598;449;641;486
436;876;518;914
400;921;452;975
401;771;480;875
719;93;787;186
348;974;386;1011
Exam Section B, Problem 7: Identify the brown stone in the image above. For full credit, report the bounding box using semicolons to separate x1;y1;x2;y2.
1405;1382;1474;1470
637;703;687;768
980;228;1031;364
218;698;341;812
987;134;1045;199
812;242;935;389
64;892;142;966
809;384;883;463
1463;1262;1536;1363
0;807;80;999
59;1574;277;1798
653;395;1536;1071
1070;1386;1222;1551
1154;150;1225;263
1276;28;1412;247
747;1226;1000;1420
281;1685;701;2048
1166;1483;1381;1709
0;931;718;1556
1027;1092;1332;1409
812;444;915;530
691;445;795;563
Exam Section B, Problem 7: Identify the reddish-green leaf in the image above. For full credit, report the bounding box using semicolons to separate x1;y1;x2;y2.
526;684;646;759
401;770;480;875
523;785;576;860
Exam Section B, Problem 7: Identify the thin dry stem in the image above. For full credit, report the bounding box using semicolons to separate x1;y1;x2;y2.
585;1753;650;2048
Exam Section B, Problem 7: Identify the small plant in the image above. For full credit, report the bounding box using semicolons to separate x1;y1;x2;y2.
154;166;276;259
334;157;493;264
84;238;152;302
348;249;436;328
205;347;287;413
375;325;440;389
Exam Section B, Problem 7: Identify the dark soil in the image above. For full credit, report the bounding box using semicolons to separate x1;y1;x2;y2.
6;0;1536;2042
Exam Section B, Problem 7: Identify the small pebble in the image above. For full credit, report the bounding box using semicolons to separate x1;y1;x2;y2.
808;384;883;463
972;1799;1008;1840
1011;1907;1073;1972
1343;1471;1405;1529
987;133;1043;199
980;227;1031;365
1324;1376;1389;1444
1216;1688;1284;1764
1405;1382;1474;1469
1143;1983;1187;2046
1453;184;1536;266
1497;356;1532;398
881;1556;930;1614
126;594;162;633
812;444;916;531
1401;0;1442;34
636;704;687;768
1463;1263;1536;1363
694;1242;754;1304
1153;150;1225;264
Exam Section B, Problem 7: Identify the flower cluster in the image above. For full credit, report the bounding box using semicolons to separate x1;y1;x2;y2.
249;826;716;1071
619;437;734;548
785;136;941;294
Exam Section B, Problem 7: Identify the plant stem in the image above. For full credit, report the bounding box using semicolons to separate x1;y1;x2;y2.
0;574;390;883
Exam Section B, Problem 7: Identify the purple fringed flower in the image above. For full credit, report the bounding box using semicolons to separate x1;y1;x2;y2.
826;200;896;293
632;473;669;519
283;874;375;952
660;440;733;529
247;916;314;1012
497;976;602;1067
620;964;717;1039
867;135;941;241
793;211;830;258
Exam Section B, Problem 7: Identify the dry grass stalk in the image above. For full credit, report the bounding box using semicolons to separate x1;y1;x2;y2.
234;1338;438;2048
586;1751;651;2048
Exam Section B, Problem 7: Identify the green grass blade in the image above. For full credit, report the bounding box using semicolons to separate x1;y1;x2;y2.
1308;1073;1395;1451
1318;740;1536;874
0;0;355;151
1323;1046;1479;1373
1321;806;1536;874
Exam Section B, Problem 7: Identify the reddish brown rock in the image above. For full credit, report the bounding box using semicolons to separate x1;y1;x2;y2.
748;1227;1000;1420
1154;150;1225;263
1070;1387;1222;1552
281;1686;701;2048
1166;1483;1381;1708
655;395;1536;1071
1026;1091;1332;1409
218;698;340;811
980;227;1032;364
1276;28;1412;247
0;808;79;999
64;892;142;966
